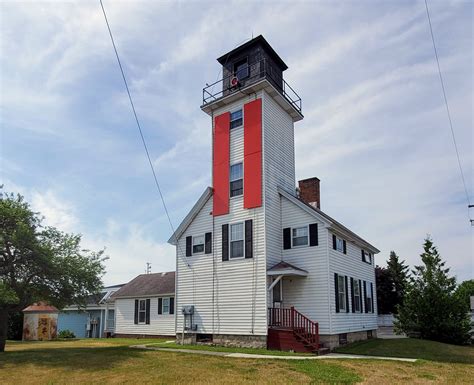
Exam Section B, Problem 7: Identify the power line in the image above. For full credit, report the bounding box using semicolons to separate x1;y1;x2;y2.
99;0;190;265
424;0;471;211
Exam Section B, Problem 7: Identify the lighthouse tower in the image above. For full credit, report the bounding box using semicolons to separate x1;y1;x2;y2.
170;35;304;347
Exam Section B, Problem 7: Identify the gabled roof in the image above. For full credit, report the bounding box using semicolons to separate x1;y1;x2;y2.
267;261;308;276
168;187;213;245
278;187;380;253
110;272;175;299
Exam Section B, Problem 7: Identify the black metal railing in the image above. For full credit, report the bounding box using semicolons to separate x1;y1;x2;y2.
202;59;302;113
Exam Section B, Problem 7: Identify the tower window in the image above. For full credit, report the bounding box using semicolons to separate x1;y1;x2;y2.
230;163;243;197
230;109;243;129
230;222;244;258
233;58;249;80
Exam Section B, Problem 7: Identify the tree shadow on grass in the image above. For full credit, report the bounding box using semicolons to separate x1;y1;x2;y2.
0;345;146;372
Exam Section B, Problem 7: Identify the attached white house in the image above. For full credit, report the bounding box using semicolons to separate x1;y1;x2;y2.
110;272;175;337
168;35;379;351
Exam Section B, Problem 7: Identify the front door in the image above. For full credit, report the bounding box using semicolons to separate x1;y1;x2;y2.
272;279;282;308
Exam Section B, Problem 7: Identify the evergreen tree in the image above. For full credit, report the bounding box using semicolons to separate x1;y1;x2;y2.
375;266;396;314
386;251;409;312
395;237;471;344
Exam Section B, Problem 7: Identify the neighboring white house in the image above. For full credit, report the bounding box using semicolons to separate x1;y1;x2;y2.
110;272;175;337
168;35;379;351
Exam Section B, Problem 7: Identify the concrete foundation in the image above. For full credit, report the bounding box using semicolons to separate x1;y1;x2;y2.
320;329;377;350
176;333;267;348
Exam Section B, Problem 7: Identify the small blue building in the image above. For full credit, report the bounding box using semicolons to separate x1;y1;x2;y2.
57;284;123;338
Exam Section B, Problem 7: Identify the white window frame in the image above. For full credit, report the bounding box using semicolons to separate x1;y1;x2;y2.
229;222;245;259
138;299;147;324
161;297;170;315
338;275;346;312
366;284;373;312
354;280;361;313
291;225;309;248
192;235;205;255
336;237;344;253
363;250;372;264
229;162;244;198
229;108;243;130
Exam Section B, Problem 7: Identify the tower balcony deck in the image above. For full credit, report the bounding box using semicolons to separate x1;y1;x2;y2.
201;58;303;122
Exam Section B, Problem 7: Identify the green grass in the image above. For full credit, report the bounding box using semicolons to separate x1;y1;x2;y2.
335;338;474;364
152;341;312;356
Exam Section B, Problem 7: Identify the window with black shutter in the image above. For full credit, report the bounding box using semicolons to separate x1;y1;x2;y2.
245;220;253;258
334;273;340;313
205;232;212;254
222;224;229;261
185;236;192;257
134;299;139;324
309;223;318;246
344;276;349;313
283;228;291;250
145;299;150;324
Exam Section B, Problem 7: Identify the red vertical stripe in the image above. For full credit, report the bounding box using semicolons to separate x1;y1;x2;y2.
244;98;262;209
213;112;230;216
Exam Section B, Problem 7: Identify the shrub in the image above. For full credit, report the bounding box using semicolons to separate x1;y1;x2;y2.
58;329;76;339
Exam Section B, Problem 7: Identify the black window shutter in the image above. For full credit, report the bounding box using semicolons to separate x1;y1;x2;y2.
334;273;340;313
343;240;347;254
170;297;175;315
345;276;349;313
145;299;150;324
350;277;355;313
370;283;374;313
222;224;229;261
245;220;253;259
332;234;337;250
283;228;291;249
158;298;162;315
309;223;318;246
134;299;138;324
359;279;363;312
186;236;192;257
363;281;368;313
361;249;365;262
205;232;212;254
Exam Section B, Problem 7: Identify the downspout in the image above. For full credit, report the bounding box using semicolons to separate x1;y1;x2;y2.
326;227;332;336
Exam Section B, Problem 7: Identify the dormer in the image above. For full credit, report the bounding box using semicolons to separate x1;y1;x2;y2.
201;35;303;122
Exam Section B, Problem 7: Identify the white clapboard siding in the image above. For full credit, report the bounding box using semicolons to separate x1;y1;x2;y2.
262;90;296;270
279;196;331;334
114;297;175;336
328;232;378;334
176;188;267;336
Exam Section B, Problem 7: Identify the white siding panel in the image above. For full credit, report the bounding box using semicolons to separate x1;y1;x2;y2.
328;232;378;334
115;298;175;336
176;194;268;336
279;196;331;334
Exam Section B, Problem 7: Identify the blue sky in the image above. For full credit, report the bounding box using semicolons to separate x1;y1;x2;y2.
1;0;472;286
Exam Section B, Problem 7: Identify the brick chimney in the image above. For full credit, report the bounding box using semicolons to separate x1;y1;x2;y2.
298;177;320;209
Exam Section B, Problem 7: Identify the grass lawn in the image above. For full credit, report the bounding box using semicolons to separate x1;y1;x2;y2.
335;338;474;364
1;338;472;384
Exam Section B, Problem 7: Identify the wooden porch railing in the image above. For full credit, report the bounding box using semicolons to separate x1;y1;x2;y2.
268;307;319;347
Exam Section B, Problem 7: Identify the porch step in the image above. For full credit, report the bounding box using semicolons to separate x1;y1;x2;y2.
268;328;325;354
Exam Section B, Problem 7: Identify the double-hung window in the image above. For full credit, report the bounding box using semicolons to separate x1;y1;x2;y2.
338;275;346;312
138;299;146;323
230;163;243;197
230;109;243;129
162;298;170;314
363;250;372;264
292;226;308;247
354;281;361;312
192;235;204;254
336;238;344;252
230;223;244;258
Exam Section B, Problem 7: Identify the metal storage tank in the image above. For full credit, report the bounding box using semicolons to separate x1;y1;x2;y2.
22;302;59;341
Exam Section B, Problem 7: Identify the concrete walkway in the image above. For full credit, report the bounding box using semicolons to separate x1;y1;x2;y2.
130;344;417;362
